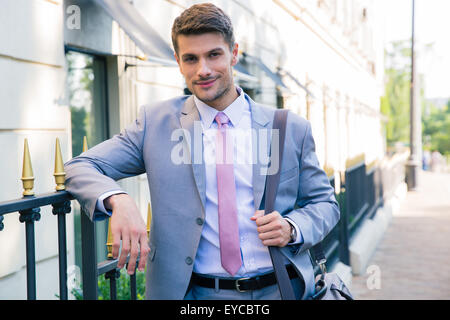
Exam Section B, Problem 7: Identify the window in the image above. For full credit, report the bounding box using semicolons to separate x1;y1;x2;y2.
66;51;108;157
66;50;110;266
276;89;284;109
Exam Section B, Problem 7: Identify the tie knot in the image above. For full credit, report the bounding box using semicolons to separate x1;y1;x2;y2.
215;112;230;128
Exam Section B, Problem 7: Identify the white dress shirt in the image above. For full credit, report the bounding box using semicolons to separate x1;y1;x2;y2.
94;86;302;278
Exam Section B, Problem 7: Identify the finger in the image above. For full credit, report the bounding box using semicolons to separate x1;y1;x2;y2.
118;232;130;269
261;232;288;247
112;228;121;259
257;220;282;234
138;233;150;272
262;237;286;247
250;210;264;221
255;211;278;226
127;230;140;275
258;229;283;241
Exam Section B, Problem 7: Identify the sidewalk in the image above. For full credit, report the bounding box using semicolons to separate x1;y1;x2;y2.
350;170;450;299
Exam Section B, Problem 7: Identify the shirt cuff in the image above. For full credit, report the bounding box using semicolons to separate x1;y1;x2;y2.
284;217;303;245
93;190;127;220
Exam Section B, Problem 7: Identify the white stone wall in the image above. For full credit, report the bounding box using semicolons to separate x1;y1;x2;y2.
0;0;74;299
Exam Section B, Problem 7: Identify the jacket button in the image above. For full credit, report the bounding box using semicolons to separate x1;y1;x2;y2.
196;218;204;225
185;257;193;265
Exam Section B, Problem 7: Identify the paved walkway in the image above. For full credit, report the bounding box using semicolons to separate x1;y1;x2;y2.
351;170;450;299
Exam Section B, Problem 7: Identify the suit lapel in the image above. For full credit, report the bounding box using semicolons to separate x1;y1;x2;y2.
246;95;273;211
179;96;206;211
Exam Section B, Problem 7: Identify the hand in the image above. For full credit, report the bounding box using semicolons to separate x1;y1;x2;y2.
250;210;292;247
104;194;150;275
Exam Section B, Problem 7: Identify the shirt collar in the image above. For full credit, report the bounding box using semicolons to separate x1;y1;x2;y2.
194;86;247;129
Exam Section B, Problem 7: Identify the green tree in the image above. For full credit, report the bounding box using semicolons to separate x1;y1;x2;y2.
381;40;413;147
422;101;450;156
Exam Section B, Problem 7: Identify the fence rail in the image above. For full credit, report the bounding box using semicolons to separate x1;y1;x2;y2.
0;191;72;299
0;190;141;300
0;138;144;300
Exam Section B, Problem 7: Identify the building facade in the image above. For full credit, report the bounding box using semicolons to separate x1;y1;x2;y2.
0;0;386;299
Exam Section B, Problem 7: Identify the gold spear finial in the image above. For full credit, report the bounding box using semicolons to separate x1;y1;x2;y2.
21;139;35;196
54;138;66;191
106;217;113;259
137;54;148;61
82;136;88;153
147;202;152;238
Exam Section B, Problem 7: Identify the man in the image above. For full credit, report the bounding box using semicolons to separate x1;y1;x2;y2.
65;3;339;300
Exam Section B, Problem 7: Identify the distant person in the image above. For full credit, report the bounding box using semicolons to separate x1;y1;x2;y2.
422;150;431;171
430;150;443;172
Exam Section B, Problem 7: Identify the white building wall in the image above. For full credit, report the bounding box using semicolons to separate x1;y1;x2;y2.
0;0;74;299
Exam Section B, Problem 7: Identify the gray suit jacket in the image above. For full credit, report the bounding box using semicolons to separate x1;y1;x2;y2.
64;93;340;300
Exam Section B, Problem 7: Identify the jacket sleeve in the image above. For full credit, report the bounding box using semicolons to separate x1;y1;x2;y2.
64;105;147;221
284;120;340;255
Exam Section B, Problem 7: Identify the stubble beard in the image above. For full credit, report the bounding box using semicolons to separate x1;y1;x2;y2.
193;74;233;106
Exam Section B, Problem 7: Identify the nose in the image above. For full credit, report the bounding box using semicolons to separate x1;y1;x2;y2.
197;58;212;79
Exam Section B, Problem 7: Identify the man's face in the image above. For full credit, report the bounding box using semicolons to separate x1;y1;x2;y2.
174;32;238;109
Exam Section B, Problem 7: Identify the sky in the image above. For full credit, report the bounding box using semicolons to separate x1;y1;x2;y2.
380;0;450;99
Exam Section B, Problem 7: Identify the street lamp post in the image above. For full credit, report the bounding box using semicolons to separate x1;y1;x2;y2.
405;0;422;191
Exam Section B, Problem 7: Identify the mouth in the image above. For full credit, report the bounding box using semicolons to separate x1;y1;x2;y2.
195;78;216;89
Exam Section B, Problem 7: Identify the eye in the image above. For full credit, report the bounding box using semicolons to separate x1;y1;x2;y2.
210;51;221;58
183;56;196;63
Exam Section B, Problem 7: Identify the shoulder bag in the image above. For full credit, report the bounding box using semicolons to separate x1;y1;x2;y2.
264;109;354;300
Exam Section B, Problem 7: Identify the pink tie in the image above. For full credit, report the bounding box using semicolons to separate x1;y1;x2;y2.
215;112;242;276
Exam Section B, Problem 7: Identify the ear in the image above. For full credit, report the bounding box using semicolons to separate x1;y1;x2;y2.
174;52;183;73
231;42;239;67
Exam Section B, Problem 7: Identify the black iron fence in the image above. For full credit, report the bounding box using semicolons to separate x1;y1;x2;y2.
0;192;71;299
0;191;140;300
312;152;408;271
0;138;142;300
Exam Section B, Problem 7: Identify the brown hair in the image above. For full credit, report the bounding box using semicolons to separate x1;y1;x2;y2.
171;3;235;54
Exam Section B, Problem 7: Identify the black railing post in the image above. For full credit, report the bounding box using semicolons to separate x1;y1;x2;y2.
339;172;350;265
52;200;72;300
18;207;41;300
130;272;137;300
105;269;120;300
80;209;98;300
127;260;138;300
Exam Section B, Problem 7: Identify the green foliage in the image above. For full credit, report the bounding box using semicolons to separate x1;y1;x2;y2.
67;51;94;157
382;40;449;155
70;106;87;157
422;102;450;156
380;40;413;146
70;269;146;300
